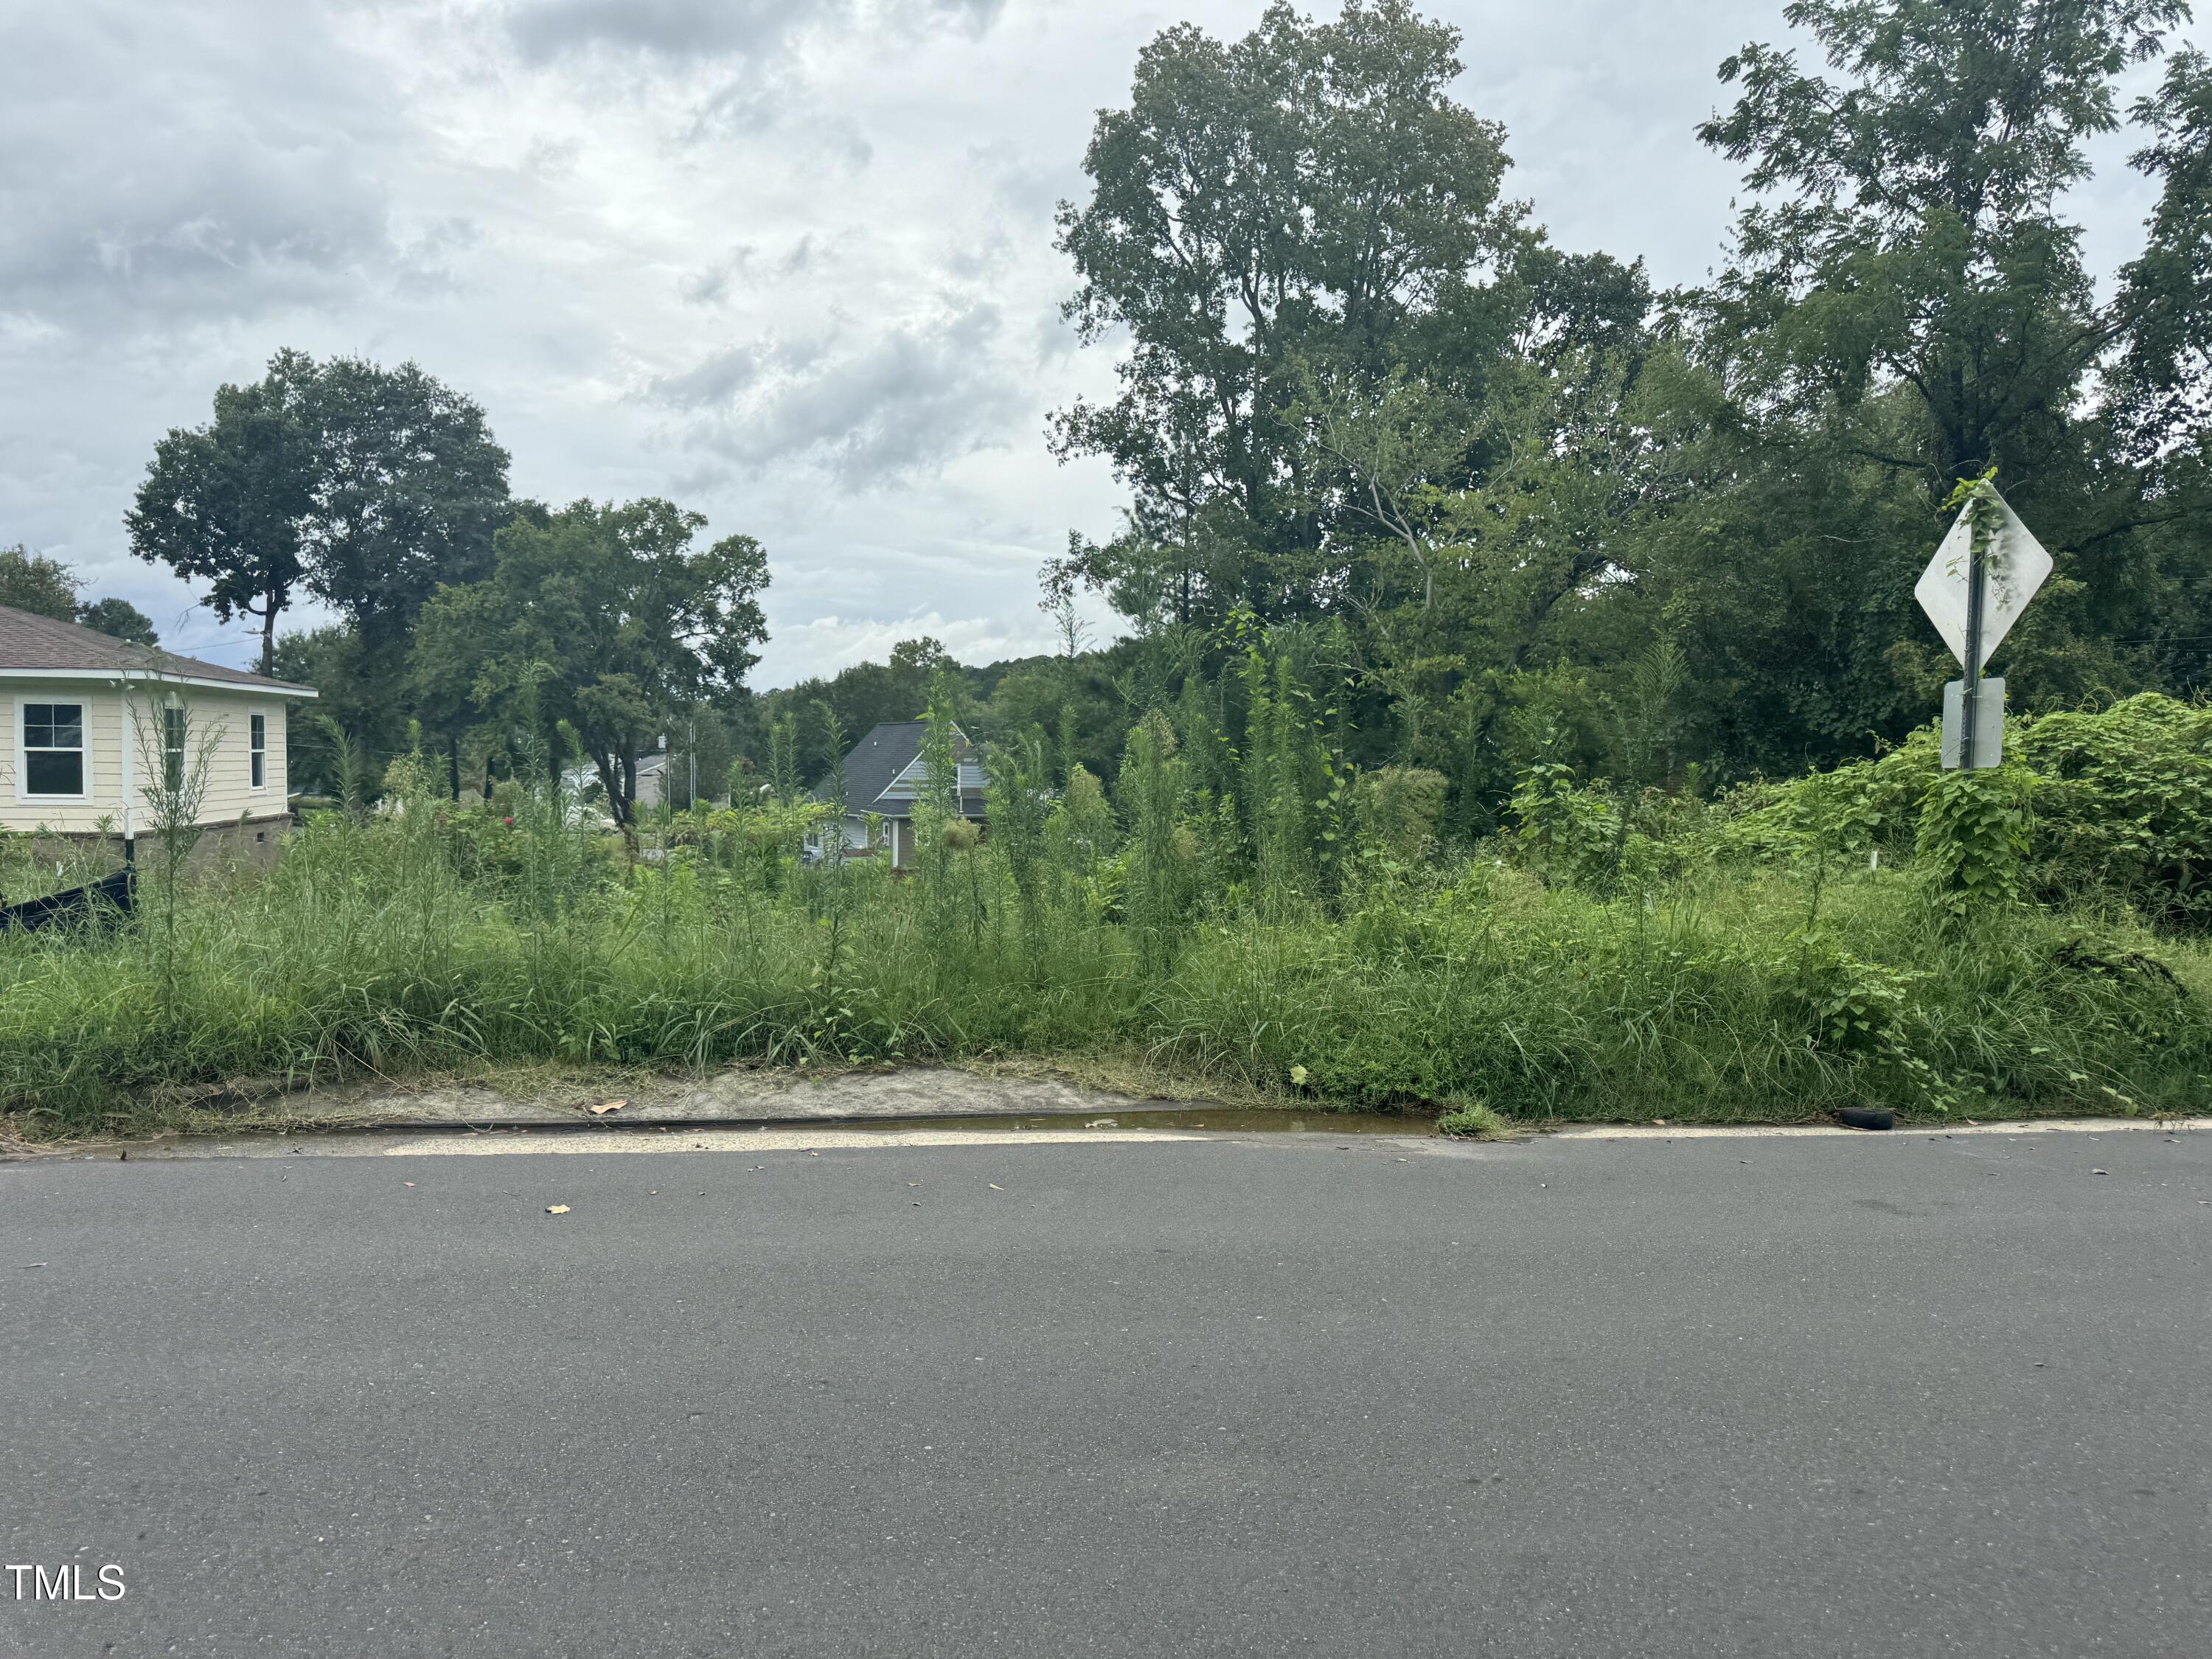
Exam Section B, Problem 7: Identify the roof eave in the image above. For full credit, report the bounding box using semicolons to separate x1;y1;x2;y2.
0;666;319;697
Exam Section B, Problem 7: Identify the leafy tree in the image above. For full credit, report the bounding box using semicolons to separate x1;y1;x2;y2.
1694;0;2183;493
1049;0;1526;628
129;349;512;678
2115;46;2212;451
1607;0;2212;774
0;544;81;621
74;597;159;647
303;356;513;649
1;546;160;646
412;498;769;826
273;625;398;799
126;350;319;672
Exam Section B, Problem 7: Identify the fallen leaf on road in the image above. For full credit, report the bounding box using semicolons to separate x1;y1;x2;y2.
546;1204;571;1214
403;1181;414;1186
2092;1168;2109;1175
988;1183;1004;1190
591;1100;627;1116
21;1263;46;1269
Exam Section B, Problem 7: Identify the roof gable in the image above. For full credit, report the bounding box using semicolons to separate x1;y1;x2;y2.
813;720;984;816
0;605;316;695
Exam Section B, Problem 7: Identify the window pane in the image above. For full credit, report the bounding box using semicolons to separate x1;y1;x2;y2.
251;751;266;788
251;714;266;750
25;703;82;748
163;707;186;790
26;751;83;796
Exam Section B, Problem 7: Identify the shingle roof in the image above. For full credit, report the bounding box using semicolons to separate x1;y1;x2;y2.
0;605;316;695
812;720;984;818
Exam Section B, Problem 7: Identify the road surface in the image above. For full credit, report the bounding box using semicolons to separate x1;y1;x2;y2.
3;1122;2207;1656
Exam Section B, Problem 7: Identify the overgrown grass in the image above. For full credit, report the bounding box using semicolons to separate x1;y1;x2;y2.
2;794;2205;1138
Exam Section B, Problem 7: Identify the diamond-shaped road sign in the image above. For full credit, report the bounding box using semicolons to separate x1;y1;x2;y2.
1914;484;2053;668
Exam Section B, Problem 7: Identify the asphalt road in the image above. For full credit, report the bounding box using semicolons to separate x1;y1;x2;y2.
3;1124;2208;1658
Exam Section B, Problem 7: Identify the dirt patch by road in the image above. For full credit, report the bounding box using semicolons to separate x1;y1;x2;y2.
322;1064;1197;1126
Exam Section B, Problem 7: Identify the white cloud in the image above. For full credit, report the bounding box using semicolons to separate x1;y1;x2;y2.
650;303;1029;484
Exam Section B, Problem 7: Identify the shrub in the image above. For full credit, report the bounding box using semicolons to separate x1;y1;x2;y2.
1722;694;2212;927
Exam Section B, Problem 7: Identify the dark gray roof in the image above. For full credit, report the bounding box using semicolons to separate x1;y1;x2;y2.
0;604;316;694
813;720;984;818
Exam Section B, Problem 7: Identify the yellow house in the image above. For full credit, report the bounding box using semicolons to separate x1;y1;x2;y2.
0;604;316;853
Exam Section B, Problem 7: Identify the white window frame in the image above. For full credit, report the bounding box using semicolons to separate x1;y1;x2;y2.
161;700;188;793
249;708;269;793
15;695;94;805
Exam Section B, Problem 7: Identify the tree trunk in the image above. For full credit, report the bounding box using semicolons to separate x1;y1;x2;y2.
594;753;632;827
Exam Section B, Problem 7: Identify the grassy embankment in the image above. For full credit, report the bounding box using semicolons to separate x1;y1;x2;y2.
1;734;2205;1141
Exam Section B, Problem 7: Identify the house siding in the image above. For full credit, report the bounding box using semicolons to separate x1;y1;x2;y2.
1;679;291;835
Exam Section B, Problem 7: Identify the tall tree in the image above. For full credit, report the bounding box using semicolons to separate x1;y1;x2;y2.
1694;0;2185;495
2113;46;2212;452
128;349;512;675
411;498;770;826
303;356;513;650
1049;0;1526;629
125;349;318;674
1630;0;2212;773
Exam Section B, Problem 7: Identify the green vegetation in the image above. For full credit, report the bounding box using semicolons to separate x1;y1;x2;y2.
0;544;158;644
4;692;2206;1138
17;2;2212;1137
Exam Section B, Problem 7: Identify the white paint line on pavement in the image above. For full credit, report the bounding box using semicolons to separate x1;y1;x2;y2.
128;1127;1209;1160
1551;1118;2204;1140
384;1128;1204;1156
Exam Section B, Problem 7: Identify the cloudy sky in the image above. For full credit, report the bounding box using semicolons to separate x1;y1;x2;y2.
3;1;2199;687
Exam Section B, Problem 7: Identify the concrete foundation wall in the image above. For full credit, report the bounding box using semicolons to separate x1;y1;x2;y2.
15;812;293;877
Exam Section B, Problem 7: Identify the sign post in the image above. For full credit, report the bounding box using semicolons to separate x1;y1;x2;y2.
1959;510;1987;769
1914;481;2051;769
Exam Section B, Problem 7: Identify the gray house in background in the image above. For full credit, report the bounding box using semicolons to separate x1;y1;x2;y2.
813;720;985;868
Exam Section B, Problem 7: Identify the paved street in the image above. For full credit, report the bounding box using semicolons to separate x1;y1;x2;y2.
3;1124;2208;1657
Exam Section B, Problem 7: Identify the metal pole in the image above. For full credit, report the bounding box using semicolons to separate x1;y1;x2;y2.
1960;495;1986;770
